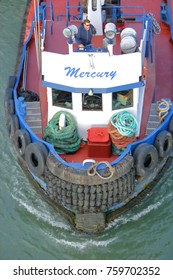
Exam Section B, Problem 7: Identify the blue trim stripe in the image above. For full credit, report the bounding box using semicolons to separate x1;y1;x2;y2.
42;80;144;93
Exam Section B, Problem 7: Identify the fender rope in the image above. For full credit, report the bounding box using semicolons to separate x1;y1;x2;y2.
147;13;161;34
157;98;171;122
87;161;114;180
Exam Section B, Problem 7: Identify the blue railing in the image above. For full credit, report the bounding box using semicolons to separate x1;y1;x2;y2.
61;1;146;27
39;0;54;37
160;0;173;41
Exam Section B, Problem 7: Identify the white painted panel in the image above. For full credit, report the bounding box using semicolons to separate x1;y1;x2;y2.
42;51;142;90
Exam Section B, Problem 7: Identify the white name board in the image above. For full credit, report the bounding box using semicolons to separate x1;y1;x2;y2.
42;51;142;89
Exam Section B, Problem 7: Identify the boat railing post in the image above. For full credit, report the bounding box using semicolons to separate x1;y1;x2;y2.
22;48;29;90
148;17;153;63
50;0;54;35
66;0;69;27
107;43;114;55
67;42;74;54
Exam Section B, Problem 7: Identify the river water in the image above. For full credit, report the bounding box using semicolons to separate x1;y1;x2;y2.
0;0;173;260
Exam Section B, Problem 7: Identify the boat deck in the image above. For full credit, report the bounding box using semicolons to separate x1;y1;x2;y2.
24;0;173;163
124;0;173;103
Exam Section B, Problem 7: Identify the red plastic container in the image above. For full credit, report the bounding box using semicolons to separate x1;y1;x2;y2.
88;128;111;158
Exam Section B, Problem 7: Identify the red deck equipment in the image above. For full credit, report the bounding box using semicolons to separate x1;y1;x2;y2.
88;127;111;158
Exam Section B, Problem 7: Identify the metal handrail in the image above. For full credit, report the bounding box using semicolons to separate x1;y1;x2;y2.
22;48;29;91
39;0;54;38
64;2;146;26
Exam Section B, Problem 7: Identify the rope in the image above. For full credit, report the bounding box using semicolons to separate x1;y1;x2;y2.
157;98;171;122
110;111;138;137
87;161;114;180
147;13;161;34
108;111;138;152
43;111;81;153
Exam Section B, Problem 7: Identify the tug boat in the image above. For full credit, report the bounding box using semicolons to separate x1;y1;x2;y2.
5;0;173;233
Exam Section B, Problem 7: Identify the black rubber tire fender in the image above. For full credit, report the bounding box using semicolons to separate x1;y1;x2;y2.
14;129;31;156
8;76;16;88
133;143;158;177
25;142;48;176
5;88;13;101
168;115;173;137
4;88;13;115
154;130;173;158
5;98;14;115
7;114;19;137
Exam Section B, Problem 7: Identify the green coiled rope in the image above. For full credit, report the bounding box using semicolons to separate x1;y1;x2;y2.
110;111;138;137
43;111;82;154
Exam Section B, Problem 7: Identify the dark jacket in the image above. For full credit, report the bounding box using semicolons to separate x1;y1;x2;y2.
75;23;96;46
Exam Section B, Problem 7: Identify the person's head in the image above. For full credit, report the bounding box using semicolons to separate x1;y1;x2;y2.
83;19;91;30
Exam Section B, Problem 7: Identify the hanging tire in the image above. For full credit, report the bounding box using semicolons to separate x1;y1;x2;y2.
154;130;173;158
7;114;19;137
4;89;13;115
5;88;13;101
168;116;173;137
25;142;48;176
8;76;16;88
133;143;158;177
5;98;14;115
14;129;31;156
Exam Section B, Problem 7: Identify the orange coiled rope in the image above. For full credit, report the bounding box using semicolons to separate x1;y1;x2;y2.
108;111;138;151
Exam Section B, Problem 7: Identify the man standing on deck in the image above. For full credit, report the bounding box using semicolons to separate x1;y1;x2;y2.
75;19;96;48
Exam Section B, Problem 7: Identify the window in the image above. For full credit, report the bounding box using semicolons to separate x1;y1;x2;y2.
112;89;133;110
82;93;102;111
52;88;72;109
92;0;97;11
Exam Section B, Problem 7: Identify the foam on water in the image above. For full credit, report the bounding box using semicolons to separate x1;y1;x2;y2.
42;229;118;251
106;191;173;230
11;190;71;231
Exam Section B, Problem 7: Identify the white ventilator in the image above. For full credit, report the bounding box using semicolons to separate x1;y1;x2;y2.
59;113;66;130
